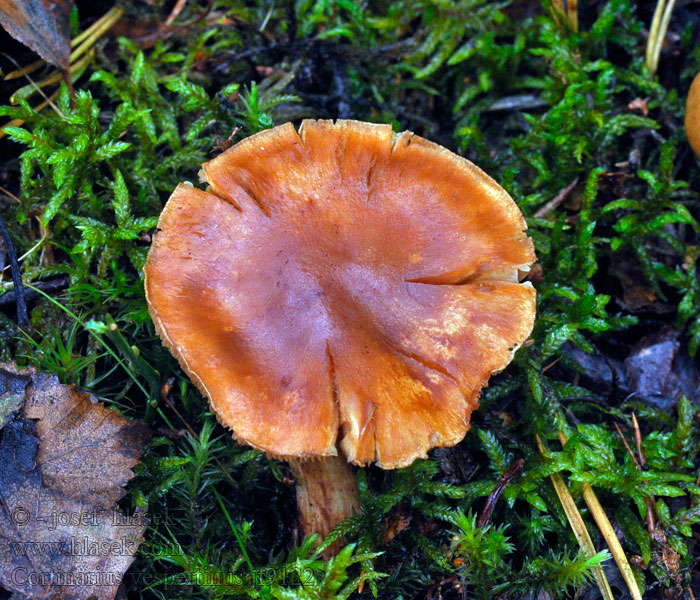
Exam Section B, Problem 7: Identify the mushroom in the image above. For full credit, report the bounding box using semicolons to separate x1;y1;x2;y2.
686;71;700;159
143;119;536;547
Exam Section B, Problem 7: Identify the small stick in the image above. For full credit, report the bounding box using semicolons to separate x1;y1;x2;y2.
534;178;579;218
614;422;642;469
615;418;656;533
0;215;29;327
212;126;241;153
631;413;648;469
0;276;68;307
541;357;561;373
646;0;664;71
654;0;677;70
477;458;524;527
631;413;657;532
0;185;21;204
0;217;49;272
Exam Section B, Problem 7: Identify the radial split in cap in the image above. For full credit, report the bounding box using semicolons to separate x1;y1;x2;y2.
144;119;536;469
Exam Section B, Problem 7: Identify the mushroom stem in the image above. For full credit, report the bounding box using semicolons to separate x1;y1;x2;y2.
289;453;360;554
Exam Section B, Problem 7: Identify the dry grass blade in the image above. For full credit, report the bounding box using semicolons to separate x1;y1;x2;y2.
535;435;614;600
558;432;643;600
1;52;64;116
69;6;123;64
165;0;189;26
550;0;578;31
0;5;123;137
71;5;123;47
4;57;45;81
645;0;677;74
10;49;93;104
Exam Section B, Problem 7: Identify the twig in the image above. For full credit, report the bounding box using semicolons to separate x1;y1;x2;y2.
0;227;48;273
0;185;22;204
259;4;274;33
0;215;29;327
559;431;644;600
535;435;614;600
0;276;68;307
631;413;648;469
74;6;123;46
632;413;657;532
534;178;579;218
614;422;642;469
541;357;561;373
144;0;214;48
615;418;656;533
477;459;524;527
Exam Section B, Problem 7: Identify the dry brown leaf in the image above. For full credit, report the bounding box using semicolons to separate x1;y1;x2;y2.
380;508;412;545
628;97;650;117
0;363;150;600
0;0;72;69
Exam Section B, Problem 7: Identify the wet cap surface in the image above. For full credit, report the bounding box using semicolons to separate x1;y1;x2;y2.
144;119;537;468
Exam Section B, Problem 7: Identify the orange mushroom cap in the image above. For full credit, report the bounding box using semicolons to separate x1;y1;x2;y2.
686;71;700;159
144;119;536;469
